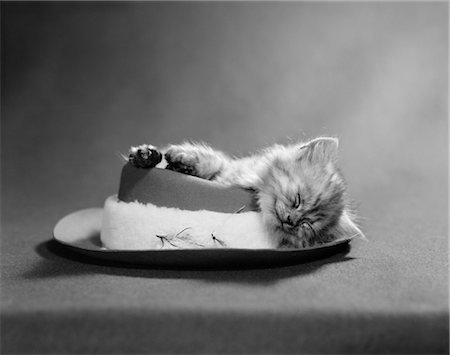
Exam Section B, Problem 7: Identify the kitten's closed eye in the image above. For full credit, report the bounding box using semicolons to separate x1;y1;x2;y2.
292;192;302;209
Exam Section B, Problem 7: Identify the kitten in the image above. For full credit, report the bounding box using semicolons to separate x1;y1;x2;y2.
128;138;362;248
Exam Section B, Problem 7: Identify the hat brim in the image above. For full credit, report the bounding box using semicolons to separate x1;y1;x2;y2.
53;208;356;268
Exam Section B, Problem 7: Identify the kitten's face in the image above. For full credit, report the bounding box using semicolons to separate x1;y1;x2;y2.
258;138;352;248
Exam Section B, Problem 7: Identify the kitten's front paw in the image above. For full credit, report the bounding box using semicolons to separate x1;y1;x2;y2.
164;145;199;176
128;144;162;168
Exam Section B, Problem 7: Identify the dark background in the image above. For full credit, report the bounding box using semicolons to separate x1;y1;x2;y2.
1;2;448;353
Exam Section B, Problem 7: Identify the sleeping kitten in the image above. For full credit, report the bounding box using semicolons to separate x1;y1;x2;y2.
128;138;362;248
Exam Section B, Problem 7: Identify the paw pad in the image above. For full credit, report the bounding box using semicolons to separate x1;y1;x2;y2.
164;147;198;176
128;144;162;168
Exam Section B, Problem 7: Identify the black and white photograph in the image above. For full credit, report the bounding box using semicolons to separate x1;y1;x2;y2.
1;1;448;353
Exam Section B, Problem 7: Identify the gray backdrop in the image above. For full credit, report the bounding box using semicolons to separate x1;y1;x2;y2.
2;2;448;353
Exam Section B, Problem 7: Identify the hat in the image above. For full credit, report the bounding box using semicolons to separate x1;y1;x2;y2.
102;163;277;250
53;163;358;267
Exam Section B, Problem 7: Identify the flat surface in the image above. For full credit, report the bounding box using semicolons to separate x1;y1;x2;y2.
1;2;448;354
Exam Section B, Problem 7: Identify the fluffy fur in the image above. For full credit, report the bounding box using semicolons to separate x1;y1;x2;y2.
128;138;363;248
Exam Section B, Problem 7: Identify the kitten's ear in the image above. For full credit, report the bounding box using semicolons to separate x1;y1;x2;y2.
302;137;339;164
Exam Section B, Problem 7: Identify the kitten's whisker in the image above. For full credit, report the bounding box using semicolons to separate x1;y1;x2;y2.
303;221;317;239
117;152;129;162
348;231;368;241
233;205;246;214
